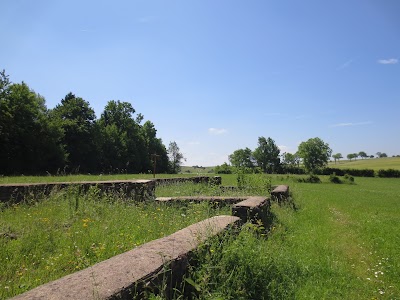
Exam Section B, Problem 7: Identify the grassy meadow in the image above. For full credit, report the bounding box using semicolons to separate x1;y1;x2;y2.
0;186;230;299
174;175;400;299
1;173;399;299
0;173;201;185
328;156;400;171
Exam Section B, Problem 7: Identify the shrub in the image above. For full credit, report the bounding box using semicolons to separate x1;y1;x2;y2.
214;163;233;174
344;174;355;184
319;168;375;177
377;169;400;178
297;174;321;183
329;173;342;184
281;166;306;174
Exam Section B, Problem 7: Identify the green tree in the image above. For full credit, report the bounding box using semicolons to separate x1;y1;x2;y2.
51;93;98;173
214;162;233;174
347;153;355;161
168;141;185;173
98;100;147;173
229;148;254;169
141;121;169;173
0;69;11;100
297;137;332;173
282;152;300;167
332;153;343;164
358;151;368;159
0;81;65;174
253;136;281;173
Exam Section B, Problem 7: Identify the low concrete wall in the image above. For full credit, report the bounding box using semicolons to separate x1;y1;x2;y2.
232;196;270;224
156;196;247;205
11;215;240;300
0;180;155;203
271;185;290;203
154;176;221;186
0;176;221;204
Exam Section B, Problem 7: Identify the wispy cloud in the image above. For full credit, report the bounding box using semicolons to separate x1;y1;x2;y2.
208;128;228;135
330;121;372;128
337;59;354;70
377;58;398;65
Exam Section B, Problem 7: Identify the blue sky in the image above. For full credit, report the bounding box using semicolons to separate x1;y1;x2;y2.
2;0;399;166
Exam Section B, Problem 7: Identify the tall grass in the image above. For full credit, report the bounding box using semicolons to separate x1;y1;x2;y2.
0;173;198;184
166;176;400;299
0;186;230;299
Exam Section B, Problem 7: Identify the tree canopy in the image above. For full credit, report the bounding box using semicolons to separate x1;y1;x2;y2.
253;137;281;173
168;141;185;174
229;148;254;169
332;153;343;164
297;137;332;173
0;70;171;175
0;81;66;174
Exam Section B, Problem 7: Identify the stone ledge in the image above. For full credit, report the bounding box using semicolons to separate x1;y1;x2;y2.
156;196;247;205
154;176;221;186
232;196;270;223
0;180;156;203
271;185;289;202
11;215;240;300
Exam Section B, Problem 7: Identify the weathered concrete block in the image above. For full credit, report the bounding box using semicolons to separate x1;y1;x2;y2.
11;215;240;300
232;196;270;224
154;176;221;186
155;196;247;205
271;185;289;202
0;180;156;204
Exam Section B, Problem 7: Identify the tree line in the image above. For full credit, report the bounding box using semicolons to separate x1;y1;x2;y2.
0;70;184;175
218;136;394;175
216;136;332;174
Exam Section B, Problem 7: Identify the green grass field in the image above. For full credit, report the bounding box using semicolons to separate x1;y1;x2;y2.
0;173;199;184
179;175;400;299
328;156;400;171
1;174;399;299
0;187;230;299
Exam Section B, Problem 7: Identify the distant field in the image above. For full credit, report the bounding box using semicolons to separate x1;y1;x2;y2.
180;166;215;174
328;157;400;171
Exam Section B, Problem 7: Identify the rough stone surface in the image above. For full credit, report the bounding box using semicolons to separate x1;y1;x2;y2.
0;177;221;204
154;176;221;186
232;196;270;223
0;180;155;203
156;196;247;205
271;185;289;202
11;215;240;300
